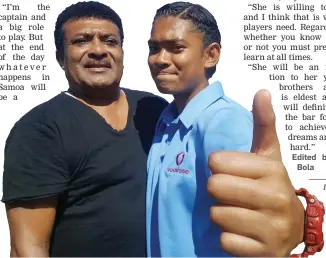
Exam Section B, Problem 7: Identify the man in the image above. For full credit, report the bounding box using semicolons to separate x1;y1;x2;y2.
2;2;167;257
1;1;306;257
146;2;305;257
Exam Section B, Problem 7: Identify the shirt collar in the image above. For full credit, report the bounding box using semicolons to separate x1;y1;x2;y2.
158;81;225;129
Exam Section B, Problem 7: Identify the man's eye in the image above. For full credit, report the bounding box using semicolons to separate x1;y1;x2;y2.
72;38;89;45
104;39;118;45
149;45;158;54
174;45;185;51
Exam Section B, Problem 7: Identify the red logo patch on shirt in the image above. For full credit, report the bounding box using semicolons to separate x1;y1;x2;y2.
176;152;185;166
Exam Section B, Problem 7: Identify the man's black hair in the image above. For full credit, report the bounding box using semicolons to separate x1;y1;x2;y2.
154;1;221;78
54;1;124;55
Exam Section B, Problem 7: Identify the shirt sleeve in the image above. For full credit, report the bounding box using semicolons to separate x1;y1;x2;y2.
2;119;69;203
202;107;253;174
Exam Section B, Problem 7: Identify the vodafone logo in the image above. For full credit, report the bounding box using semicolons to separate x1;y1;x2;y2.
167;167;189;175
176;152;185;166
167;152;189;175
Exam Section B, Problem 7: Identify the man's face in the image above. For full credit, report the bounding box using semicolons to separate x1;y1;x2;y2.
148;17;207;95
59;18;123;89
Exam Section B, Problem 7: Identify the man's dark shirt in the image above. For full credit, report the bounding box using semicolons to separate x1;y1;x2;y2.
2;89;168;257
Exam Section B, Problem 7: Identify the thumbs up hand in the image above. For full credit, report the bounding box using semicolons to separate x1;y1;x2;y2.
207;90;304;257
250;90;282;161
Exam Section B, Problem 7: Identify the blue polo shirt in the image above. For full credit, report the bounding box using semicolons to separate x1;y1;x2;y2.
146;81;253;257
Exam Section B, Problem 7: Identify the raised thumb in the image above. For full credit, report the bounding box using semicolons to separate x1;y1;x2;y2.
250;89;282;161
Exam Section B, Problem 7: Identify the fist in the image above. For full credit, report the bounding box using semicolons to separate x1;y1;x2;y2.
207;90;304;257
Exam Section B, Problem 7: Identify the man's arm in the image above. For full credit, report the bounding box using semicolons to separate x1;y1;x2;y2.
6;197;57;257
202;105;253;164
2;113;69;257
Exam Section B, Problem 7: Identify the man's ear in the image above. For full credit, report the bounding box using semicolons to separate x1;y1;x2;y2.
56;50;65;70
204;42;221;69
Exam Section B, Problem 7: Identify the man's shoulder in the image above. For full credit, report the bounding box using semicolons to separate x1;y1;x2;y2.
123;88;167;102
123;88;169;113
210;95;252;120
197;95;253;131
15;93;70;127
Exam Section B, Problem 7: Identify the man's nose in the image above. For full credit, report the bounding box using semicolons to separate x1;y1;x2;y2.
88;37;107;58
153;49;171;67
